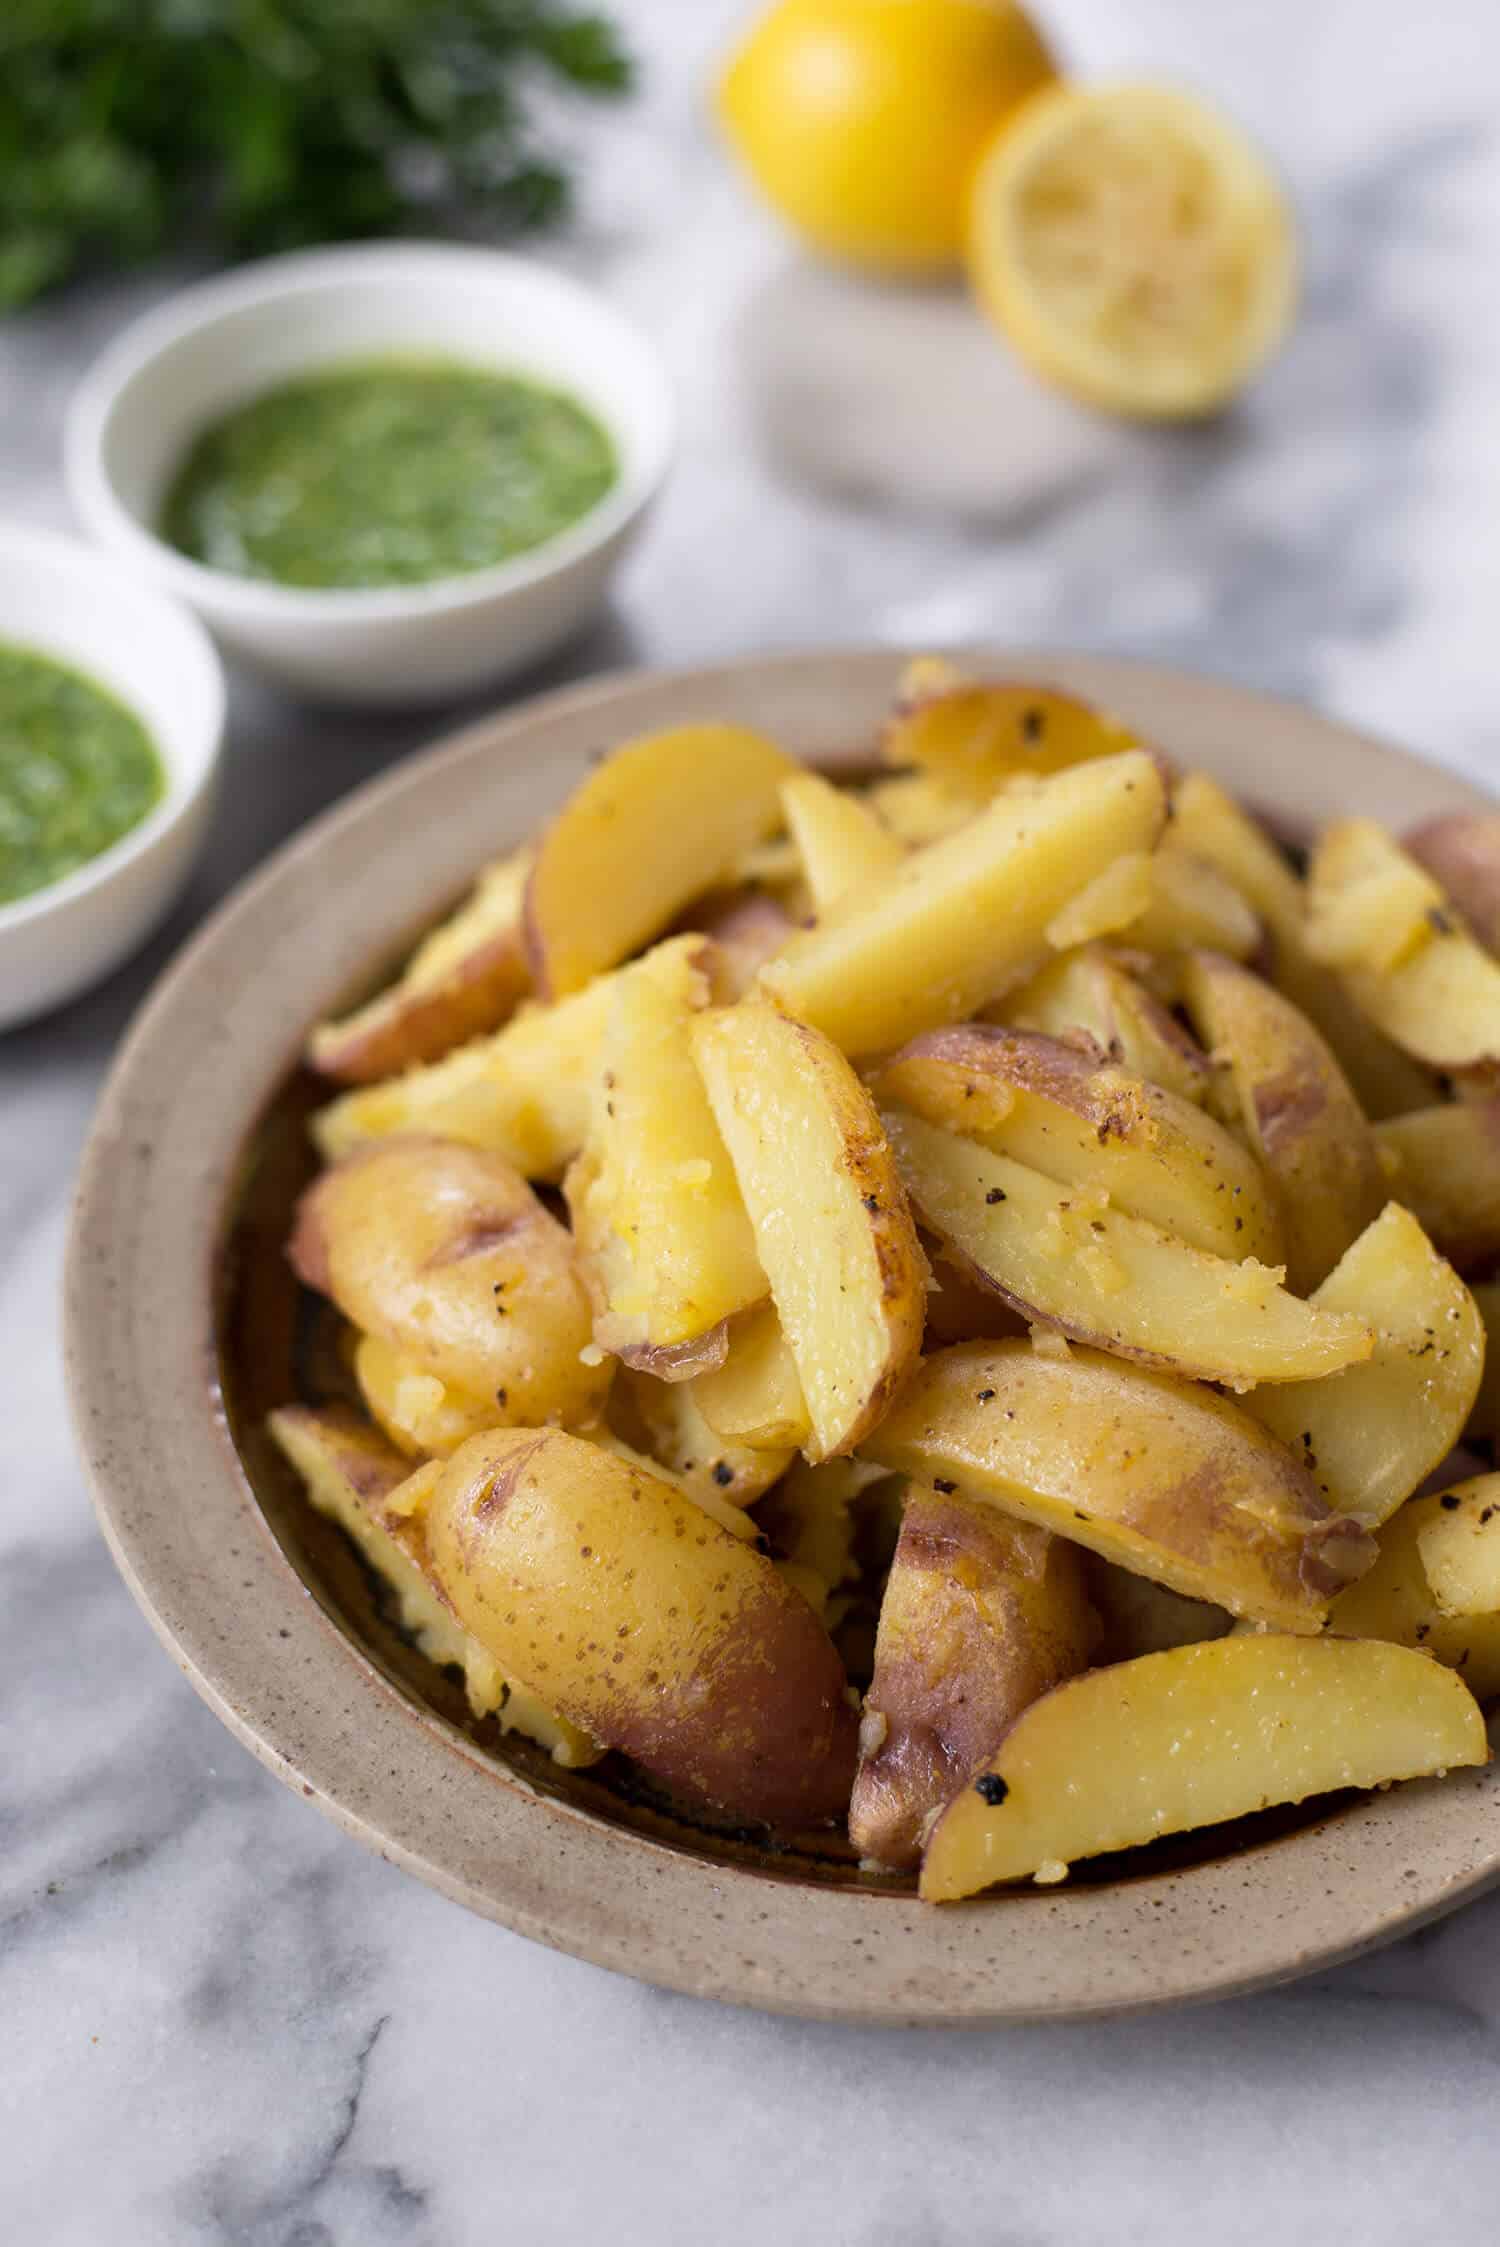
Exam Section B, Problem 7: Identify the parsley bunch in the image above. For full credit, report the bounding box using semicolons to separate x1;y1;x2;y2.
0;0;632;312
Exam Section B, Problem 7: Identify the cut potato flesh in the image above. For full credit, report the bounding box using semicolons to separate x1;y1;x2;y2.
524;724;797;998
1170;773;1432;1119
308;851;532;1085
691;1301;811;1450
780;770;903;913
268;1406;599;1766
606;1365;792;1513
862;770;973;850
1246;1204;1482;1528
873;1024;1282;1264
1004;945;1226;1114
920;1634;1487;1899
313;935;704;1175
567;943;766;1368
353;1332;502;1459
861;1339;1374;1630
760;749;1167;1057
1374;1103;1500;1273
1414;1476;1500;1619
692;1002;927;1459
1405;813;1500;956
1123;848;1261;960
1307;818;1500;1071
850;1487;1098;1869
885;1109;1373;1386
1330;1484;1500;1701
883;667;1144;797
1180;948;1384;1294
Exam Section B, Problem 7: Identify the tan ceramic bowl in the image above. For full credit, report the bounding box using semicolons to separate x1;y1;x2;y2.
65;650;1500;2025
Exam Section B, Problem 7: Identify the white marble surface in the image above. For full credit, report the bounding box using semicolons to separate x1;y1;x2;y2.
7;3;1500;2238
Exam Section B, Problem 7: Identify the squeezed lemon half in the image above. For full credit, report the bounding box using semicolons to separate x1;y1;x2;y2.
968;82;1298;419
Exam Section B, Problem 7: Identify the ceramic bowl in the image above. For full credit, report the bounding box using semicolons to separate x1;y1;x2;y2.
64;650;1500;2023
64;244;675;707
0;528;224;1029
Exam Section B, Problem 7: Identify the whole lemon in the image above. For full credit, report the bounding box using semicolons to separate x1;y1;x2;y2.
718;0;1059;275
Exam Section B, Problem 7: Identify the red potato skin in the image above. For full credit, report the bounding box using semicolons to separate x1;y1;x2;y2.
1406;814;1500;957
425;1429;860;1827
306;930;530;1086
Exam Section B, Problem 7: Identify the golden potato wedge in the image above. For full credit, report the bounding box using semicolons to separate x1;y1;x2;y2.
692;1002;927;1459
883;662;1144;797
1121;848;1262;960
850;1487;1098;1869
691;1302;812;1451
1245;1204;1483;1528
1374;1103;1500;1272
1330;1485;1500;1700
307;851;531;1085
589;1429;762;1541
566;944;765;1373
1041;851;1154;950
862;1339;1374;1629
1170;773;1432;1119
288;1137;608;1427
1084;1558;1232;1659
1413;1475;1500;1619
780;770;903;913
607;1364;793;1511
353;1332;503;1459
524;724;796;998
268;1406;600;1765
863;771;974;850
1307;819;1500;1072
313;934;706;1175
1466;1282;1500;1444
1405;813;1500;956
1004;945;1228;1114
759;749;1167;1057
884;1110;1373;1386
754;1457;875;1615
920;1634;1486;1899
1179;949;1384;1293
423;1428;859;1824
872;1024;1282;1265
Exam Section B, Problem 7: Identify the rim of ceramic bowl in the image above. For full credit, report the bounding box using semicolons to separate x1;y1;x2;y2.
63;648;1500;2026
0;526;224;932
63;241;677;625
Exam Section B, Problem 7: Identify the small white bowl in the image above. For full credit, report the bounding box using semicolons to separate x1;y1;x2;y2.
65;243;676;707
0;530;224;1030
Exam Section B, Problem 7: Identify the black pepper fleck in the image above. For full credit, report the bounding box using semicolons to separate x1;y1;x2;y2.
932;1477;957;1494
975;1772;1010;1805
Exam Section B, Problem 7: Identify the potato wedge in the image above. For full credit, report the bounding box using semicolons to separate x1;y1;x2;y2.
1179;950;1384;1293
1373;1103;1500;1272
524;724;796;998
1413;1475;1500;1619
692;1002;927;1459
353;1332;503;1459
268;1406;600;1765
884;1110;1374;1386
873;1024;1282;1264
1085;1558;1232;1660
313;934;705;1176
566;944;765;1373
1307;819;1500;1072
919;1634;1487;1899
861;1339;1374;1629
850;1488;1098;1869
1123;848;1262;960
1041;851;1154;951
1170;773;1432;1118
691;1302;812;1451
883;662;1144;797
760;750;1167;1057
607;1364;793;1510
1245;1204;1483;1528
1330;1485;1500;1699
780;770;903;914
755;1457;874;1615
307;851;531;1085
1004;945;1228;1114
423;1428;859;1824
1405;813;1500;956
863;771;974;851
288;1137;608;1427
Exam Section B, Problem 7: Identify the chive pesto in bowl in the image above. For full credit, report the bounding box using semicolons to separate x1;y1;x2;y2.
160;358;619;592
0;641;163;906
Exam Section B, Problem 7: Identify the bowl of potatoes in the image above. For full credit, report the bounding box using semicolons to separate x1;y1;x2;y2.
65;648;1500;2023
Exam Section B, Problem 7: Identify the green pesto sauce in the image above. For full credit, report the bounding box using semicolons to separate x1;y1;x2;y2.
161;358;619;591
0;643;163;907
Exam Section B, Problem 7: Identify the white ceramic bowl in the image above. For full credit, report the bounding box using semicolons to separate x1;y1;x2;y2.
64;243;676;708
0;530;224;1030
